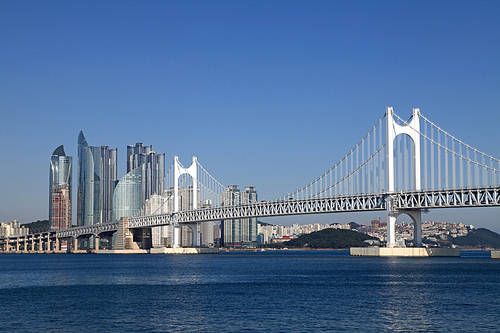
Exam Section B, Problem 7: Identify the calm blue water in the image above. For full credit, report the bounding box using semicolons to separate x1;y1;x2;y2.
0;251;499;332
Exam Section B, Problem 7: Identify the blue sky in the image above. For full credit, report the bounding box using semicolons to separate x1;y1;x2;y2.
1;1;499;230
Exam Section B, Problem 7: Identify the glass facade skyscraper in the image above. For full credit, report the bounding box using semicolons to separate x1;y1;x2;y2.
112;167;143;221
77;131;117;226
49;145;72;230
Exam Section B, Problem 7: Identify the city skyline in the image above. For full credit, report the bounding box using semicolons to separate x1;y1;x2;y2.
1;1;500;231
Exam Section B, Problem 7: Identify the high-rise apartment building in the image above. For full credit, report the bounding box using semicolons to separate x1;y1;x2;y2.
77;131;117;226
126;143;165;202
221;185;258;246
240;186;258;243
49;145;72;230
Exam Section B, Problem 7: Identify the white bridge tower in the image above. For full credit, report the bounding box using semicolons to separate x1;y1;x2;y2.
173;156;197;248
386;107;422;247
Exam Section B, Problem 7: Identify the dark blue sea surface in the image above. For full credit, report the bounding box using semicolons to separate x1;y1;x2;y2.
0;251;499;332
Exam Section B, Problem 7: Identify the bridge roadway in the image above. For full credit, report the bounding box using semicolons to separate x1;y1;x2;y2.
45;186;500;239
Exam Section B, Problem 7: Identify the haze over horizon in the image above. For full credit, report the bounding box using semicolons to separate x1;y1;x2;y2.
1;1;500;231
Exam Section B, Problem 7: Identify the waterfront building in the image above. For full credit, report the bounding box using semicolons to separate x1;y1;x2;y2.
49;145;72;230
77;131;117;226
240;186;258;244
221;185;258;247
144;192;172;248
0;220;29;238
221;185;241;246
200;200;215;247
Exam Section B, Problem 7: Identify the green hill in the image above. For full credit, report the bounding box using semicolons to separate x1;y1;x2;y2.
284;229;379;249
452;228;500;248
21;220;50;234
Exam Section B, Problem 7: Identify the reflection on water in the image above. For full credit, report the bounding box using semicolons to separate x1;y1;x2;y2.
0;253;499;332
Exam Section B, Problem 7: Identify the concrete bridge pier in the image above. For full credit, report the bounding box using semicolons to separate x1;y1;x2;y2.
72;237;78;252
113;217;137;250
387;209;422;248
173;223;181;248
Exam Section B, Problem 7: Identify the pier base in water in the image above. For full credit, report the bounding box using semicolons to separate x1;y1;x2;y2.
350;247;460;257
150;247;219;254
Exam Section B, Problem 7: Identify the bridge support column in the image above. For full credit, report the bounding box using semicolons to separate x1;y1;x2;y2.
24;238;27;252
387;213;397;248
5;240;9;253
47;233;50;252
31;237;35;252
173;224;181;248
73;237;78;252
15;239;19;252
94;236;100;251
55;237;59;252
113;217;136;250
386;196;397;248
386;195;422;248
411;210;422;247
38;236;43;253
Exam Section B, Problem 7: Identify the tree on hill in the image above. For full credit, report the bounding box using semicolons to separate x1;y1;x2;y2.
284;228;379;249
452;228;500;248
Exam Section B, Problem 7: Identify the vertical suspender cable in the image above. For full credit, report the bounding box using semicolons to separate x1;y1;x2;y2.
444;132;449;189
437;128;441;189
357;142;360;194
423;121;427;189
467;148;472;187
452;137;456;188
459;143;464;188
350;150;354;195
379;118;383;192
368;131;372;193
430;125;435;190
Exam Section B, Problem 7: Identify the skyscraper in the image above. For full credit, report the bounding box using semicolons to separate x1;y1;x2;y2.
221;185;258;247
221;185;241;246
126;143;165;202
77;131;117;226
240;186;258;243
49;145;72;230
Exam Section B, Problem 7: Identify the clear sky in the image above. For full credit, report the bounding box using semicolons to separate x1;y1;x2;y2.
1;1;499;230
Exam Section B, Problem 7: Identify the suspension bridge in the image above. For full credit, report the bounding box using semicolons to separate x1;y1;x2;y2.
3;107;500;252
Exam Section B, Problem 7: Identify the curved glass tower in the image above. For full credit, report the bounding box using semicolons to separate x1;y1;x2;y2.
112;167;143;221
49;145;72;230
77;132;94;226
77;131;117;226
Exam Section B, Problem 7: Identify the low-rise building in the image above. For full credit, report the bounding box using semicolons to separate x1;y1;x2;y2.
0;220;29;238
